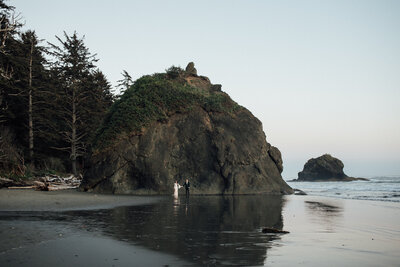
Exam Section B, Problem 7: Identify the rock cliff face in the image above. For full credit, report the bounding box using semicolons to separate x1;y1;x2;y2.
297;154;367;181
81;63;293;194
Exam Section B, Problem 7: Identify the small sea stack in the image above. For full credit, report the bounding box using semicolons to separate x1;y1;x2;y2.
296;154;368;182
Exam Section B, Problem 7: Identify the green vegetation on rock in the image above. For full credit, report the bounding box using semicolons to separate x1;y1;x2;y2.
93;70;241;151
83;63;292;195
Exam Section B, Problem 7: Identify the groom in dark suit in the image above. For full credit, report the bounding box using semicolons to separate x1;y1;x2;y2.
183;179;190;198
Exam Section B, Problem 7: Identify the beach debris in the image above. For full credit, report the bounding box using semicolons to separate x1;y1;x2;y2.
0;177;27;188
261;227;289;234
33;180;49;191
41;175;82;191
1;174;82;191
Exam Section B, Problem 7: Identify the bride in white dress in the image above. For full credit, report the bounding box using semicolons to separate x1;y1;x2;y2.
173;181;182;198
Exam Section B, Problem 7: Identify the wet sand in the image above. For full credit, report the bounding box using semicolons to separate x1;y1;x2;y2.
0;223;189;266
0;189;160;211
0;189;188;266
267;195;400;266
1;189;399;266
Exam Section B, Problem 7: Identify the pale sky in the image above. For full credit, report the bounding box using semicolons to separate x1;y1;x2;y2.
15;0;400;178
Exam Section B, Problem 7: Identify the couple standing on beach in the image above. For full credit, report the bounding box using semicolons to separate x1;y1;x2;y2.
174;179;190;198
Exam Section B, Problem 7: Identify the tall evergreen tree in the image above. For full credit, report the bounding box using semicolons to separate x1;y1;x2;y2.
0;1;26;175
0;0;21;55
1;2;113;176
0;30;48;171
84;70;114;142
19;30;47;165
0;0;22;122
116;70;133;96
48;31;112;175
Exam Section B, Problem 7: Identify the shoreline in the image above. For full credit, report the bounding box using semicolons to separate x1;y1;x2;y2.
0;188;291;212
1;189;399;266
0;188;162;211
266;194;400;266
287;177;369;182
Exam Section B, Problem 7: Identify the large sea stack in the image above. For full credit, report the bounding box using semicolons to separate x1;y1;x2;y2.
297;154;368;181
81;63;293;194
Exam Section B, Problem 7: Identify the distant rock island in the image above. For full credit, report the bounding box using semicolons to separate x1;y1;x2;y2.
81;63;293;195
295;154;368;182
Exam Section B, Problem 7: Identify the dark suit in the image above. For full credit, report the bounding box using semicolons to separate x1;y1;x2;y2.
183;181;190;197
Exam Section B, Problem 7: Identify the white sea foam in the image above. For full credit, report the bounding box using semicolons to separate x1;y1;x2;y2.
287;176;400;202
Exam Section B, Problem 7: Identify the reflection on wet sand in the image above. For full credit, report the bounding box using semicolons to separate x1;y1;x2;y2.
0;195;285;266
73;195;285;266
305;200;343;232
305;201;342;214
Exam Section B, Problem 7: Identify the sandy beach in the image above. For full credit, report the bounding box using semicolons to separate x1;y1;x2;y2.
267;195;400;266
0;189;188;266
1;189;399;266
0;189;160;211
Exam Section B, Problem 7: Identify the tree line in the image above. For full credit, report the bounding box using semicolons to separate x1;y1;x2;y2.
0;1;131;177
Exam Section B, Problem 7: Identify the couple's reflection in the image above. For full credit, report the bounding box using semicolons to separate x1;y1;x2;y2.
173;194;189;216
67;195;285;266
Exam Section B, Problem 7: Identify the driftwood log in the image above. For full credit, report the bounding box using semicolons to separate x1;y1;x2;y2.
0;177;33;188
0;175;82;191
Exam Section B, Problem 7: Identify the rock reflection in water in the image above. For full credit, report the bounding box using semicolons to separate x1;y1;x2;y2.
70;195;284;266
304;200;343;232
305;201;342;216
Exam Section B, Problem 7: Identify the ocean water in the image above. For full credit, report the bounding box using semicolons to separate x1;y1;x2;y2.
287;176;400;202
0;195;286;266
1;193;399;266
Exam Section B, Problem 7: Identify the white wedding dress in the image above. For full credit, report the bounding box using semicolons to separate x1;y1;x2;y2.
174;183;182;197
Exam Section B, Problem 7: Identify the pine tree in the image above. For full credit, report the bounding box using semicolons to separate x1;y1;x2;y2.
1;2;114;176
48;31;112;176
0;0;22;122
0;1;25;174
19;30;47;165
84;70;114;141
0;29;48;171
116;70;133;96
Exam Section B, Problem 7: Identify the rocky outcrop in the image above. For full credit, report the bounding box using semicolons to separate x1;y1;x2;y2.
185;62;197;76
268;146;283;173
296;154;368;182
81;63;293;195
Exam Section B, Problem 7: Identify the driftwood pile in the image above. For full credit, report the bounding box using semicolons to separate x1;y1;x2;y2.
0;175;82;191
